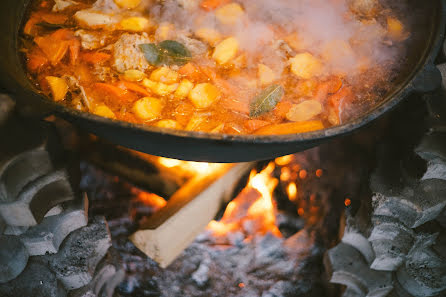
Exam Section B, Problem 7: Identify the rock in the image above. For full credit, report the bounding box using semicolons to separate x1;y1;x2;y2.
372;179;446;229
325;243;393;297
0;260;66;297
0;170;75;226
40;217;112;290
396;233;446;297
368;216;414;271
20;194;88;256
0;235;29;283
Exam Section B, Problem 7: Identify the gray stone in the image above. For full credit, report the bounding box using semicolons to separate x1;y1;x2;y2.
261;281;295;297
325;243;393;297
396;233;446;297
0;94;15;125
0;169;75;226
416;132;446;162
45;205;64;217
20;194;88;256
41;217;112;290
343;287;366;297
368;216;414;271
372;179;446;229
3;225;29;236
342;232;375;265
422;159;446;181
0;260;66;297
0;235;29;283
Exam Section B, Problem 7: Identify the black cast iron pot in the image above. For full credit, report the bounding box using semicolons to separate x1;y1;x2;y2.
0;0;444;162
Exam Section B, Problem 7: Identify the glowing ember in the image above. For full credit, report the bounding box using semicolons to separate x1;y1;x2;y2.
287;182;298;201
207;162;281;239
344;198;352;207
136;192;167;210
275;155;294;166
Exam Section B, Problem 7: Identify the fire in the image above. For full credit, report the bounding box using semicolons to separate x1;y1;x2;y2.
157;157;224;176
207;162;281;239
136;192;167;209
287;182;297;201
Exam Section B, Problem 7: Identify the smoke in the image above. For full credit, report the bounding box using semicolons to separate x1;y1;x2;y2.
145;0;404;81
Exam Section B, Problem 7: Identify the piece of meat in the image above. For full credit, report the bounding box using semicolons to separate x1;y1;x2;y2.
75;30;108;50
113;33;153;73
52;0;78;12
176;35;208;56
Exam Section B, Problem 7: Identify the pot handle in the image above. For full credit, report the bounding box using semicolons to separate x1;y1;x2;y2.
412;63;443;93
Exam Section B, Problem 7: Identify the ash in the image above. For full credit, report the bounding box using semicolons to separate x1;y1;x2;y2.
80;122;372;297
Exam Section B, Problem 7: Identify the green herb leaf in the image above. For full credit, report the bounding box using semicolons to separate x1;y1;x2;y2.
158;40;192;65
139;40;192;66
139;43;161;65
250;84;284;118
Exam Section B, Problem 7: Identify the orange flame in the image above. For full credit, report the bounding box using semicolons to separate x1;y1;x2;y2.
207;162;281;238
157;157;224;176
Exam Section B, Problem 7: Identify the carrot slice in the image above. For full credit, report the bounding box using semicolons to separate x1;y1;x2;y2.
244;120;270;133
201;0;231;11
94;83;129;99
274;101;293;119
179;63;205;82
82;52;111;64
255;121;324;135
69;39;81;65
34;29;78;65
117;81;151;97
40;13;69;25
27;48;49;72
326;76;343;94
328;86;353;111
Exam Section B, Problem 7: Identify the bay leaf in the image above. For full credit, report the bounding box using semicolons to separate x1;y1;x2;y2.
139;43;161;65
158;40;192;65
139;40;192;66
249;84;284;118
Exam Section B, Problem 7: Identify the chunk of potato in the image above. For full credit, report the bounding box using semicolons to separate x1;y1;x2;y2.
74;10;118;28
114;0;141;9
156;119;182;129
289;53;323;79
174;79;194;99
132;97;163;120
120;17;150;32
150;67;179;84
215;3;244;25
94;105;116;119
258;64;276;85
195;28;222;46
189;83;221;109
286;100;323;122
212;37;239;65
123;69;146;82
142;78;178;96
46;76;68;102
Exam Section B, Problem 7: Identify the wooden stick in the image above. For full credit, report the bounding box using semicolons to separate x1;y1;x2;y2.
130;162;255;268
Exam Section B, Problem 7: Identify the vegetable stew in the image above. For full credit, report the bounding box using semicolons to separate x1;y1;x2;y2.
21;0;409;135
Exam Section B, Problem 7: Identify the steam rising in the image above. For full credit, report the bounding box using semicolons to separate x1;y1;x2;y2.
147;0;402;78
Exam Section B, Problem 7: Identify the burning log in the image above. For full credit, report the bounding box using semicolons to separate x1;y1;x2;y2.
130;162;254;268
